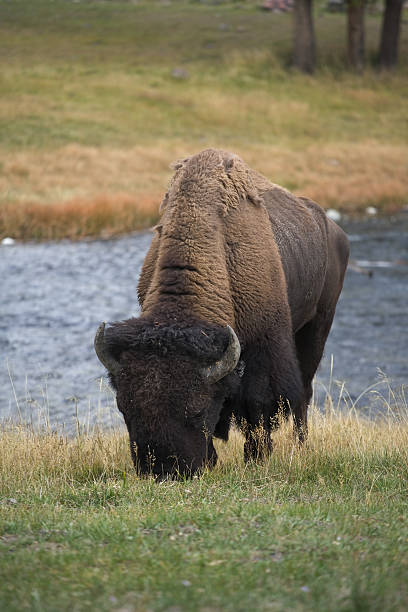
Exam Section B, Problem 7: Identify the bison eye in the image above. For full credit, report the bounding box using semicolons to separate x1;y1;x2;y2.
185;409;205;427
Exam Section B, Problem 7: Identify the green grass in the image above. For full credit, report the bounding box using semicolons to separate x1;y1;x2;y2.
1;0;408;238
1;404;408;611
1;1;407;150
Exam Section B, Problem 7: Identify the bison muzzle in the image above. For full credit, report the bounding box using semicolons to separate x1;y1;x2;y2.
94;149;349;479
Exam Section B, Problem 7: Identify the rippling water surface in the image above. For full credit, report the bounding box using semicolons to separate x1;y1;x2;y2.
1;214;407;426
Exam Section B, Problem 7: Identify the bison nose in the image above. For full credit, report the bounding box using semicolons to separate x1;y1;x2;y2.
152;459;199;480
131;440;213;480
147;457;202;480
132;445;193;479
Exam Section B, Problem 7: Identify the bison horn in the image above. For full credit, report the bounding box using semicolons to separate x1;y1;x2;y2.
201;325;241;383
94;322;122;376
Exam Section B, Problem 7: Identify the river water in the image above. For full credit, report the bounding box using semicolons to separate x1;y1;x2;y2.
1;214;407;428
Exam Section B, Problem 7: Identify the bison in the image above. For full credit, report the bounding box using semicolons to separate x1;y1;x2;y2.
95;149;349;478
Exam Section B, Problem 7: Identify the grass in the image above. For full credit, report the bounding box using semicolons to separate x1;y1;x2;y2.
1;384;408;611
0;0;408;239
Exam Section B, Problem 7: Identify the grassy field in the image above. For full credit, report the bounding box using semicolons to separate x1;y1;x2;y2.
1;397;408;611
1;0;408;239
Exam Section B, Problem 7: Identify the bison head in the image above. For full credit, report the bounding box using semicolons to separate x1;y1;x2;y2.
94;319;241;478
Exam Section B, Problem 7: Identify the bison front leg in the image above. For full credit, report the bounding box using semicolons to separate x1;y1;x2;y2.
241;340;304;462
243;418;274;463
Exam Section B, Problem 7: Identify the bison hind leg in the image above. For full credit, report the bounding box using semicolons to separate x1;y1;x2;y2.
292;396;309;445
294;306;340;443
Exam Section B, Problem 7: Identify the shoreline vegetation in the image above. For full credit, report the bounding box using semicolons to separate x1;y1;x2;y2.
1;398;407;610
1;1;408;241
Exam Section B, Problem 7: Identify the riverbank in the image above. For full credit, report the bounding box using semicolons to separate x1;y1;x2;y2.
2;142;407;241
1;405;407;611
1;1;408;240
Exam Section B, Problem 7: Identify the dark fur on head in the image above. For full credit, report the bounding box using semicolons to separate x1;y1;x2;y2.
104;319;242;478
104;318;233;363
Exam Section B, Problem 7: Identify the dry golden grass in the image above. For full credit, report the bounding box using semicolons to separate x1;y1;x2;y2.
0;424;131;490
0;193;159;241
217;402;408;469
1;141;407;239
1;397;407;488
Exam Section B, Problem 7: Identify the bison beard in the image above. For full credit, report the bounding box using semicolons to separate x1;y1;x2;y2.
94;149;349;478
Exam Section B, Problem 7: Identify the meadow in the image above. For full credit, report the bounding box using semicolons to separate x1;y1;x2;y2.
1;0;408;239
1;3;407;609
1;395;408;611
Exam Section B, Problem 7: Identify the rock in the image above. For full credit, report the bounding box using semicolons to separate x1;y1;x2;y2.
326;209;341;222
366;206;377;216
171;67;189;80
1;237;15;246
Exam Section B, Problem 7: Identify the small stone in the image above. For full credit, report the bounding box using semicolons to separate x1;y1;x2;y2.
1;237;15;246
366;206;377;216
171;67;189;80
326;209;341;222
181;580;191;587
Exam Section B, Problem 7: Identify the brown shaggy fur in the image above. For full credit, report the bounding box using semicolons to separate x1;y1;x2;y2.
102;149;349;477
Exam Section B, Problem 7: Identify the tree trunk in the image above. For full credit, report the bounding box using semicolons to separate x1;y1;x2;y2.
293;0;316;74
379;0;403;69
347;0;365;72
